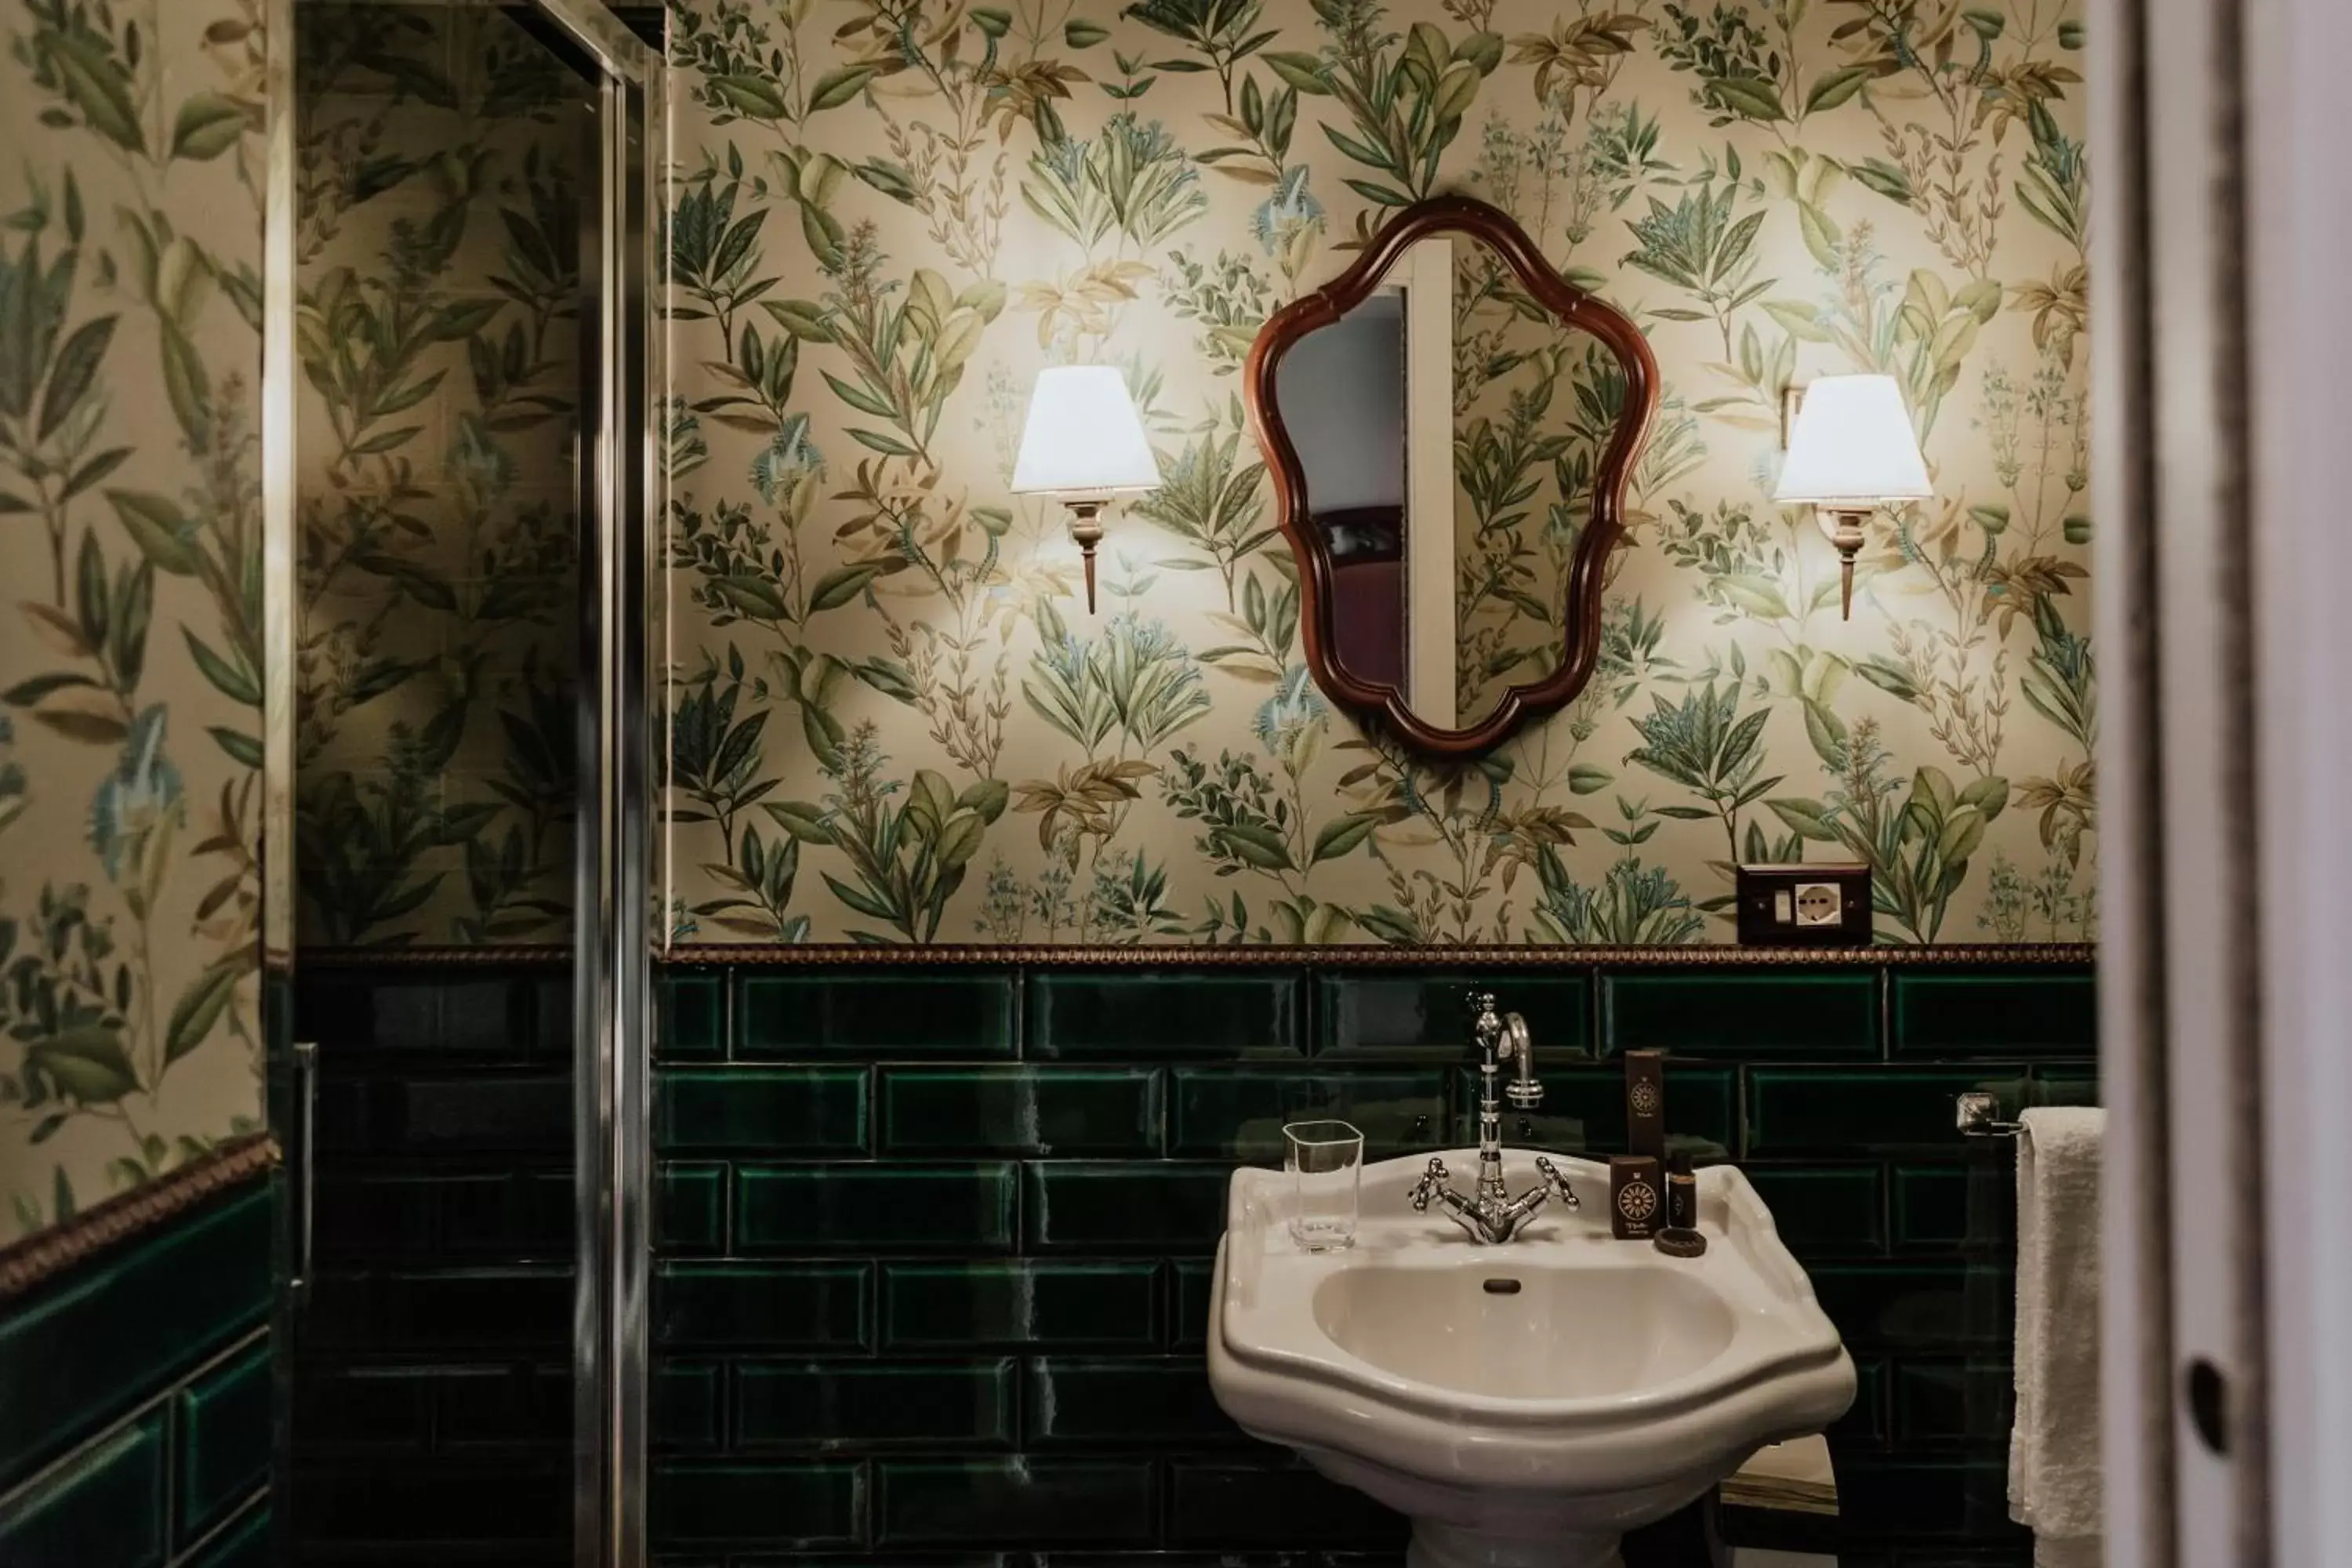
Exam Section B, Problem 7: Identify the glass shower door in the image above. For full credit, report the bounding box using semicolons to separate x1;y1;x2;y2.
263;2;655;1562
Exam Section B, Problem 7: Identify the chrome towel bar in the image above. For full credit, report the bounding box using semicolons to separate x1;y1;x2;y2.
1957;1091;2024;1138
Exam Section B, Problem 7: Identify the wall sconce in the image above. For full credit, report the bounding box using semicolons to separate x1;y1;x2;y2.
1011;365;1160;613
1773;375;1932;619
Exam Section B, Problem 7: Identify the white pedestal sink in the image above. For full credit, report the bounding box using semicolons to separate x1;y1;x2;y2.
1206;1149;1855;1568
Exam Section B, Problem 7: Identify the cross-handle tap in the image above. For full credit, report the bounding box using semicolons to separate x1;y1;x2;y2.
1409;1156;1453;1213
1530;1155;1576;1207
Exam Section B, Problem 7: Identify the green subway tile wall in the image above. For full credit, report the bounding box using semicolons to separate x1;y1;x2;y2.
0;1180;272;1568
651;958;2096;1566
292;964;576;1566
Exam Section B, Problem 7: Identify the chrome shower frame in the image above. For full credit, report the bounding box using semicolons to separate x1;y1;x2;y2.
259;3;664;1564
551;8;662;1566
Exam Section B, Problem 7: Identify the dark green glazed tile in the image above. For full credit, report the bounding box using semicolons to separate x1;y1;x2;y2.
1026;972;1305;1059
650;1462;865;1545
434;1364;570;1453
313;1172;451;1259
1024;1163;1230;1251
1315;974;1591;1059
655;1264;871;1350
881;1069;1162;1157
880;1262;1160;1351
735;1360;1016;1449
1165;1458;1407;1549
1893;1164;2015;1254
655;1363;722;1451
1450;1064;1737;1159
0;1183;268;1491
290;1366;430;1453
875;1459;1156;1547
1838;1355;1892;1445
661;972;727;1060
1025;1357;1236;1445
736;972;1016;1058
318;1167;568;1260
1031;1559;1307;1568
2030;1066;2100;1108
444;1170;573;1256
1739;1166;1885;1258
1891;971;2096;1058
1603;972;1879;1058
321;1164;570;1257
659;1067;870;1154
1170;1069;1444;1160
735;1165;1017;1251
1831;1457;2023;1542
317;1071;571;1152
299;973;536;1054
290;1458;566;1544
1807;1264;2014;1352
529;973;573;1062
303;1267;570;1352
176;1338;271;1546
1893;1358;2016;1443
659;1163;726;1252
185;1504;269;1568
1744;1069;2031;1156
0;1413;166;1568
1170;1259;1215;1349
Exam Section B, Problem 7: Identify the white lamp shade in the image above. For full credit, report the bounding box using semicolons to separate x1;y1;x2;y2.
1011;365;1160;496
1773;374;1932;503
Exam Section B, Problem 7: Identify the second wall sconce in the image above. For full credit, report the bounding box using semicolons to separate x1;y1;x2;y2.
1774;374;1932;619
1011;365;1160;613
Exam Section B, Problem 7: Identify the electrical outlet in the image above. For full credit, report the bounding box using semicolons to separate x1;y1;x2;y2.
1735;863;1873;947
1792;882;1844;927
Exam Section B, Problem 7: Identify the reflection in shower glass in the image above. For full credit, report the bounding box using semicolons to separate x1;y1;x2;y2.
289;4;592;1559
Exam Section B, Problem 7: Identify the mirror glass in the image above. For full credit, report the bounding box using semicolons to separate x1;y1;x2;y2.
1269;223;1642;740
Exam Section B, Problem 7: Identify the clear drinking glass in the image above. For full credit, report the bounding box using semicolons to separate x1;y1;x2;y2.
1283;1120;1364;1251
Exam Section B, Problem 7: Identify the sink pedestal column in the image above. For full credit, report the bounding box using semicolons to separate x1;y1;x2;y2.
1406;1522;1622;1568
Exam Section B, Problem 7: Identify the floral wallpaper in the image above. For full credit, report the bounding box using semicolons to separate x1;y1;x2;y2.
659;0;2094;949
294;5;585;950
0;0;269;1235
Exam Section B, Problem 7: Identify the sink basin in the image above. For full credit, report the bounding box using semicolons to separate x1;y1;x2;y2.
1312;1259;1739;1401
1207;1149;1854;1568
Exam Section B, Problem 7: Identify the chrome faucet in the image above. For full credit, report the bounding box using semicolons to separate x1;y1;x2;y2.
1409;990;1578;1244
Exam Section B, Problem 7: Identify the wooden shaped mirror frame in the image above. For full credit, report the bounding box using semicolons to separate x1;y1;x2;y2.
1244;194;1659;759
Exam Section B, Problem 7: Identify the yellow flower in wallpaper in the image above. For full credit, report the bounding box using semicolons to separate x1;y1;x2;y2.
659;0;2093;949
0;0;269;1233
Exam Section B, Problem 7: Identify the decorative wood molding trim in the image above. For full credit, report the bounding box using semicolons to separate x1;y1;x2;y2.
0;1132;278;1300
299;945;571;969
662;942;2097;969
292;942;2096;971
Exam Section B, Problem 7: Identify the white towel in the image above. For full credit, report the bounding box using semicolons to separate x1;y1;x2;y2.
2010;1106;2106;1566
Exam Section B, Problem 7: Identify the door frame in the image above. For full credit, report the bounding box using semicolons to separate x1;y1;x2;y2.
2095;0;2352;1560
2241;0;2352;1561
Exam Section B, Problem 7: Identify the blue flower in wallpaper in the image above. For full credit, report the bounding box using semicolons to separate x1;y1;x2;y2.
1254;666;1327;756
87;706;185;884
1252;167;1326;253
752;416;823;502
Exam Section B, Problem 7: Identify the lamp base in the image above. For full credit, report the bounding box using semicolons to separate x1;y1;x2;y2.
1817;506;1873;620
1065;499;1105;613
